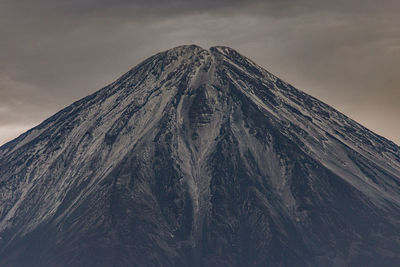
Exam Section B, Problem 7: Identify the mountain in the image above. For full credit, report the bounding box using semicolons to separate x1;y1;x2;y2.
1;45;400;267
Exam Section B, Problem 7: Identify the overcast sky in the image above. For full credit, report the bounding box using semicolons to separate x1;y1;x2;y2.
1;0;399;145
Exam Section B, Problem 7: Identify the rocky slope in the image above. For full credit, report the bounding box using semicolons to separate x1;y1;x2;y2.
1;45;400;266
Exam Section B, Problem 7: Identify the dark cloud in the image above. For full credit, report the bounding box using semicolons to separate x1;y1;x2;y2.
1;0;399;145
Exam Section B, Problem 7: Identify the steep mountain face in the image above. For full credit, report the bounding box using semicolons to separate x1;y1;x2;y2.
1;45;400;267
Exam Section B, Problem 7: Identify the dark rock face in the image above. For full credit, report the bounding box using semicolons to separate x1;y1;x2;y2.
1;45;400;266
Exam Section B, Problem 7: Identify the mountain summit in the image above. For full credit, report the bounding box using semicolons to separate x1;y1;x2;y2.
1;45;400;266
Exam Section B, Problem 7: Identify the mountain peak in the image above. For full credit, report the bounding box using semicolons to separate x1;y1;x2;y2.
162;44;243;60
1;45;400;266
165;44;205;54
209;45;239;54
165;44;236;52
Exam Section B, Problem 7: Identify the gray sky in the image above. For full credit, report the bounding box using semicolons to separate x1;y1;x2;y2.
1;0;399;145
